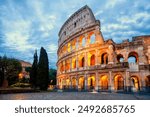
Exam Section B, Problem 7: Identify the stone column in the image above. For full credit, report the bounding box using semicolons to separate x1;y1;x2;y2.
70;58;72;72
77;75;80;90
95;72;99;91
70;77;72;89
95;49;98;65
85;33;89;47
125;71;131;92
76;38;79;50
84;73;87;90
63;61;66;73
95;27;104;44
109;71;113;92
76;54;78;70
108;45;114;64
85;52;88;68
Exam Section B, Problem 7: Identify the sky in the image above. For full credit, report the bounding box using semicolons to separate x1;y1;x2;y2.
0;0;150;68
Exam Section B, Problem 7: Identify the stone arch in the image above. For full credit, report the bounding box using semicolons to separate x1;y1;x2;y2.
72;58;76;69
114;74;124;90
72;78;77;89
60;62;64;72
99;75;109;90
128;51;138;63
65;59;70;71
79;55;85;67
67;42;71;52
145;75;150;87
88;76;95;89
78;76;84;89
89;32;95;44
117;54;124;63
101;53;108;64
90;54;95;66
66;78;70;88
81;57;85;67
82;37;86;47
130;75;140;91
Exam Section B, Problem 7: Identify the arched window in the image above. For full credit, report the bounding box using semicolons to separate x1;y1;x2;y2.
90;55;95;66
81;57;85;67
72;59;76;69
90;34;95;44
128;52;138;63
117;54;124;63
101;53;108;64
68;43;71;52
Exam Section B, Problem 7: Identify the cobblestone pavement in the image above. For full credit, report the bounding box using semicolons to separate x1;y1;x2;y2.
0;92;150;100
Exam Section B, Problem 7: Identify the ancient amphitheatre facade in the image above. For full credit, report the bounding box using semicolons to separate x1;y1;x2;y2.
57;5;150;92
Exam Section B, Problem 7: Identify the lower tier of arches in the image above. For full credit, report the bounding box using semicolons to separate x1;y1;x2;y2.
57;72;150;92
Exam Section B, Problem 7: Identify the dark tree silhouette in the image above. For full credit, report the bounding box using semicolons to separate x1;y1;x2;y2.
37;47;49;90
30;50;38;88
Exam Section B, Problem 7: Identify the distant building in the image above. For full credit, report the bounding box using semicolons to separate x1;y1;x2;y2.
19;60;32;79
56;5;150;92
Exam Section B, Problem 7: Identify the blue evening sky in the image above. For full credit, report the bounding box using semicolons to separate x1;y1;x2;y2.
0;0;150;68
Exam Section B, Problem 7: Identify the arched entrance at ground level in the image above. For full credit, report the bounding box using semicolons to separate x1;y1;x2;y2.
99;75;108;90
88;76;95;89
66;78;70;88
72;78;76;89
114;75;124;90
145;75;150;87
131;76;140;91
78;77;84;89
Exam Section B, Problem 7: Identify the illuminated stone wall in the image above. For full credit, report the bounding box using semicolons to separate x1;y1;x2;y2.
57;5;150;92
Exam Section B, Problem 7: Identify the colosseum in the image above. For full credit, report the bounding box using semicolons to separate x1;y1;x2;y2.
56;5;150;92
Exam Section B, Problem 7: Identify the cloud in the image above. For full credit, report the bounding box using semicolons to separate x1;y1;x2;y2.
94;10;103;16
0;0;150;68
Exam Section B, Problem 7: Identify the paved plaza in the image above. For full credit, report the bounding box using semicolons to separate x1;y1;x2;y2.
0;92;150;100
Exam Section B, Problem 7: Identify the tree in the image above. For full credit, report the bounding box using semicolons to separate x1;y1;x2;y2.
0;56;4;86
37;47;49;90
30;50;38;88
49;68;57;85
0;56;22;86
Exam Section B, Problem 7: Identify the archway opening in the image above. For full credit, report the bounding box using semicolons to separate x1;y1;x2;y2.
82;37;86;47
88;76;95;89
72;78;76;89
145;75;150;87
100;75;108;90
79;77;84;89
90;54;95;66
72;58;76;69
114;75;124;90
131;76;140;91
128;52;138;63
117;54;124;63
66;78;70;88
101;53;108;64
90;34;95;44
81;57;85;67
